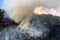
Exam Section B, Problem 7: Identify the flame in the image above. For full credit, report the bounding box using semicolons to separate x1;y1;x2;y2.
33;6;48;15
34;6;60;17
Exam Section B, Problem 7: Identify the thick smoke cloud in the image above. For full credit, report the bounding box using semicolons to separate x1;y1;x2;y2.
34;6;60;17
0;0;60;40
1;0;60;23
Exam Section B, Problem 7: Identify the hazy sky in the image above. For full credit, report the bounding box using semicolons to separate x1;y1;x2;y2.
0;0;60;9
0;0;60;7
0;0;3;8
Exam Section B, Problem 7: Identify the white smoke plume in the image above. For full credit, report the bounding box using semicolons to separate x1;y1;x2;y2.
0;17;49;40
34;6;60;17
1;0;60;23
0;0;60;40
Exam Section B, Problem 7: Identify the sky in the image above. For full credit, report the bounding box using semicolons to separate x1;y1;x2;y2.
1;0;60;18
0;0;60;9
0;0;3;8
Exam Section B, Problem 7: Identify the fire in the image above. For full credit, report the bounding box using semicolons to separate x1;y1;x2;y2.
33;6;48;15
34;6;60;17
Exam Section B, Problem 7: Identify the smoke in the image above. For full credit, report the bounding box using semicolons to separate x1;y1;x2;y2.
0;17;49;40
0;0;60;40
1;0;49;23
34;6;60;17
1;0;60;23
